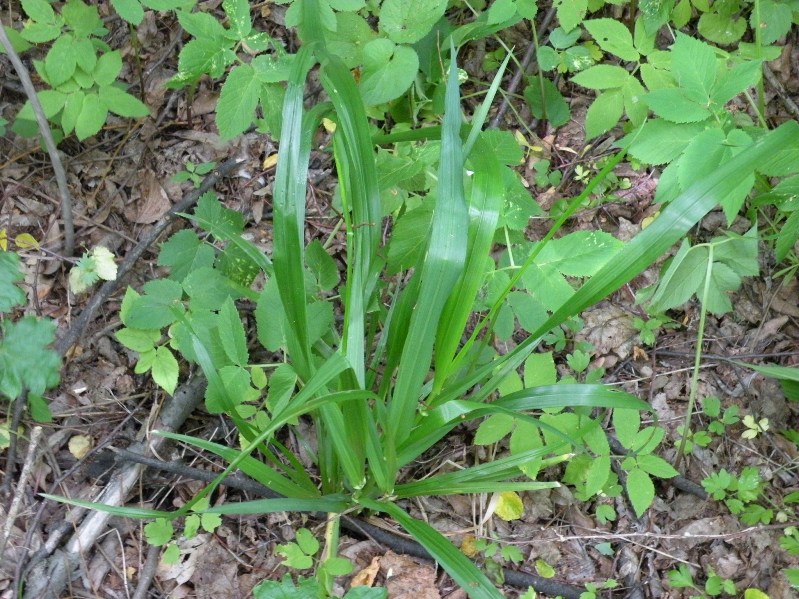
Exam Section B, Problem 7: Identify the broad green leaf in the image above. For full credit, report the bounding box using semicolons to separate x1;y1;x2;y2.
624;120;705;165
22;0;56;23
585;89;624;139
16;90;67;123
177;37;235;80
0;26;32;54
698;12;746;45
523;352;556;387
75;93;108;140
98;85;150;118
0;316;60;400
571;65;631;90
613;408;640;448
777;210;799;262
387;201;433;274
523;76;570;127
379;0;447;44
92;50;122;87
474;413;515;445
584;454;611;497
637;454;678;478
115;328;160;353
0;252;27;312
112;0;145;25
157;229;216;281
183;266;242;311
671;32;716;97
494;491;524;521
216;64;261;139
477;130;523;166
626;467;654;517
205;365;255;413
152;346;179;394
622;76;648;126
326;12;379;68
177;10;228;41
218;297;248;366
554;0;586;32
584;19;639;62
73;38;96;73
144;518;173;546
359;39;419;105
648;241;708;312
61;0;103;38
711;60;762;107
65;90;87;132
644;88;711;123
46;35;77;87
305;240;340;291
223;0;252;39
125;279;184;329
753;0;792;45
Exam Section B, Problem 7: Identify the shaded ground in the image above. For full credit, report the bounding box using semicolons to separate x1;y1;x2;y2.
2;3;799;598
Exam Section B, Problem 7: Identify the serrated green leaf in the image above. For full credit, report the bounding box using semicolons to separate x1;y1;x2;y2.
115;327;160;352
585;89;624;139
144;518;173;546
218;297;248;366
636;454;678;478
613;408;640;448
387;201;433;274
648;241;708;312
157;230;215;281
584;19;639;62
644;87;712;123
92;50;122;86
223;0;251;39
494;491;524;521
698;12;746;45
178;37;235;80
75;93;108;140
0;252;27;313
625;120;705;165
711;59;762;107
379;0;447;44
98;85;150;118
305;240;340;291
474;413;515;445
584;454;611;497
554;0;586;32
571;64;631;90
46;35;77;87
671;32;716;98
112;0;145;25
152;346;179;395
523;76;570;126
62;0;103;38
126;279;184;329
183;266;242;311
295;528;320;556
216;64;261;139
0;316;60;401
177;10;227;41
22;0;56;23
626;467;655;517
359;39;418;105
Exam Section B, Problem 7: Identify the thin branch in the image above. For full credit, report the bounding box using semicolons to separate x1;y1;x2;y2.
0;25;75;257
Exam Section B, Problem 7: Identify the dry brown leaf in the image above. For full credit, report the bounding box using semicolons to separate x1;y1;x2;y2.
351;555;381;587
380;551;440;599
133;170;171;224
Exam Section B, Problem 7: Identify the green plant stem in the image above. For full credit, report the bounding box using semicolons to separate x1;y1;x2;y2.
753;0;766;118
675;244;714;468
319;514;341;594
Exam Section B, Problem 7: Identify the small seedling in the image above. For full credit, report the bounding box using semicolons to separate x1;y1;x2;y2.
172;160;217;188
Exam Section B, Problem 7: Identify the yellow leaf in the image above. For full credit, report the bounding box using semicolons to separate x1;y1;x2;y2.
535;559;555;578
461;534;478;557
262;153;279;169
744;589;770;599
68;434;93;459
494;491;524;521
0;229;7;251
322;117;336;133
15;233;39;249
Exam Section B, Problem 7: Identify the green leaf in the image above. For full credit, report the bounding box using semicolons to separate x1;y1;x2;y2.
125;279;184;329
0;26;32;54
648;241;707;312
644;87;712;123
115;327;160;353
671;33;716;98
61;0;103;38
218;297;248;366
205;365;255;413
152;346;179;395
387;201;433;274
22;0;57;23
326;12;379;68
523;76;570;127
359;39;419;105
46;35;78;87
112;0;145;25
73;37;96;73
177;37;235;80
0;316;60;401
0;252;27;312
494;491;524;521
777;210;799;262
554;0;586;32
305;240;340;291
98;85;150;118
177;10;227;42
157;230;215;281
584;19;639;62
613;408;640;448
75;93;108;140
216;64;261;139
585;89;624;139
698;12;746;45
626;467;655;517
753;0;793;45
223;0;252;39
584;454;611;498
571;65;631;90
636;454;678;478
624;120;705;165
183;266;242;311
379;0;447;44
474;413;515;445
295;528;320;556
144;518;174;546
